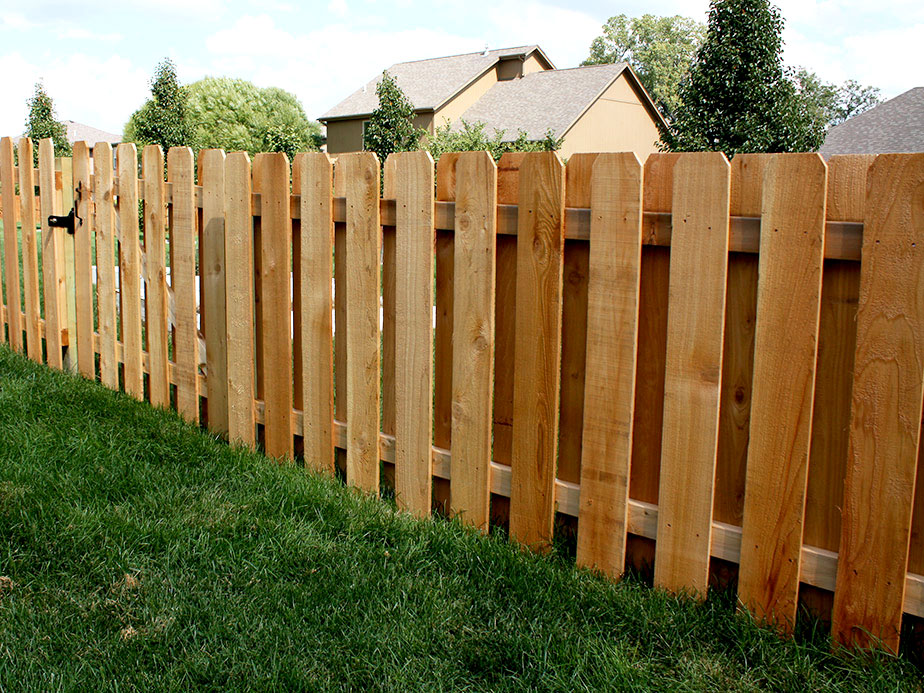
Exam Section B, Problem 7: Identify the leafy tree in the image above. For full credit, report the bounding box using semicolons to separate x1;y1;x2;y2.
123;59;193;152
186;79;322;158
793;69;882;130
363;71;423;162
425;119;562;162
25;82;71;159
583;14;705;120
660;0;825;155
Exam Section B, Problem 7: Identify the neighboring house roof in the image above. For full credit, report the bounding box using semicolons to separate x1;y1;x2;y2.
320;45;551;121
450;63;632;141
64;120;121;146
819;87;924;158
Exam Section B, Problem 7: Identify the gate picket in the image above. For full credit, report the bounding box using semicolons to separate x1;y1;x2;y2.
94;142;118;387
117;143;143;397
39;139;66;370
18;138;41;363
143;146;170;406
72;142;94;377
0;138;21;351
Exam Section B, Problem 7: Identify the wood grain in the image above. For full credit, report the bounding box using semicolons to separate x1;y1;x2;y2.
117;143;143;395
575;153;643;577
200;149;229;431
94;142;118;386
72;142;94;377
18;139;41;362
833;153;924;652
143;146;170;406
297;152;334;473
259;152;294;459
653;152;730;596
393;151;435;516
738;154;826;631
0;138;21;351
509;151;566;547
342;152;381;491
38;139;66;370
449;151;497;529
168;147;201;423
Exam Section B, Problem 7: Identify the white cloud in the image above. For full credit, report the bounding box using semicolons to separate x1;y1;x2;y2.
328;0;348;18
62;27;122;42
484;1;601;67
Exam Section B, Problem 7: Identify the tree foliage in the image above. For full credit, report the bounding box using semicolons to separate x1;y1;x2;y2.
583;13;705;120
362;71;423;162
660;0;825;155
25;82;71;158
425;119;562;162
793;69;882;128
123;59;193;152
186;78;322;158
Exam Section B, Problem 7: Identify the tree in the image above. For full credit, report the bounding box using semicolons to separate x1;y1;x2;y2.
186;78;322;158
123;59;194;152
25;82;71;158
583;14;705;120
362;71;423;162
661;0;826;155
793;69;882;129
425;119;562;162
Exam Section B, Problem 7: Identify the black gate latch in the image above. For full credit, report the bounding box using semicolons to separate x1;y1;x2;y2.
47;208;77;235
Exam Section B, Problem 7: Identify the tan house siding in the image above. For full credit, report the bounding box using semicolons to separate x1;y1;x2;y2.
559;74;662;160
434;66;504;128
522;53;549;75
327;114;434;153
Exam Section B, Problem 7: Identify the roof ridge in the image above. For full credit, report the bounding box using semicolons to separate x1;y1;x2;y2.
387;45;536;68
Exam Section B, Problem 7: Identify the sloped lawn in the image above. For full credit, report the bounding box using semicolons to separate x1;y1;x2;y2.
0;345;919;691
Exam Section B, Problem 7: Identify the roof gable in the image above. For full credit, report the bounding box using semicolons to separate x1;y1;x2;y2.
450;63;629;141
320;45;547;121
819;87;924;157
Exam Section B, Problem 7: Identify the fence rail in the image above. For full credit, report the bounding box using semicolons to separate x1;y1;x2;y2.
2;136;924;653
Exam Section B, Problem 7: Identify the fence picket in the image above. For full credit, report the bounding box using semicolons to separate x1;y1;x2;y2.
0;138;21;351
509;151;566;547
73;142;94;377
143;146;169;406
342;152;381;491
297;152;334;472
200;149;229;431
738;154;826;630
575;152;643;576
258;152;293;459
392;151;435;515
18;139;42;362
117;144;143;396
449;151;497;529
169;147;200;423
654;152;730;596
94;142;118;386
39;139;66;370
833;153;924;652
223;151;255;445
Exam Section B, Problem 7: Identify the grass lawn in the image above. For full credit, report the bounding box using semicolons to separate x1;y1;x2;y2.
0;345;920;691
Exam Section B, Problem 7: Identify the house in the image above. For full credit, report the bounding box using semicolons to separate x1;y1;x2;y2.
319;45;666;160
64;121;121;147
819;87;924;158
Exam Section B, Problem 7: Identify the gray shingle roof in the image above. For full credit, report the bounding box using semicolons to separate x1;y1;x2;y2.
320;46;544;120
819;87;924;158
65;121;121;146
449;63;628;141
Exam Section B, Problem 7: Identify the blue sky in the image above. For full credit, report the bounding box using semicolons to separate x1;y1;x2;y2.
1;0;921;138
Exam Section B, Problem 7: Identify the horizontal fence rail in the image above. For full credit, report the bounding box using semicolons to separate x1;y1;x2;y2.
2;137;923;653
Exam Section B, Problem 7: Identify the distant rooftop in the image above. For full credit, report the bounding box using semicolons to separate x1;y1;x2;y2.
451;63;629;141
819;87;924;158
320;45;550;120
65;120;121;146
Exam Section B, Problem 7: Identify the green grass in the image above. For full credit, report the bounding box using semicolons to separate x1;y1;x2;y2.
0;344;920;691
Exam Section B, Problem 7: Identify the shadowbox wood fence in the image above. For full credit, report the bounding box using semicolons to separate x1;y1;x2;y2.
2;135;924;653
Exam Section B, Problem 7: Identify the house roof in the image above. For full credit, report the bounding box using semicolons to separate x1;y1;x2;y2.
320;45;550;121
819;87;924;158
65;120;121;146
450;63;631;141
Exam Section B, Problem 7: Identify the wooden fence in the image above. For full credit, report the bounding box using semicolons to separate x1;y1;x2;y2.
2;136;924;653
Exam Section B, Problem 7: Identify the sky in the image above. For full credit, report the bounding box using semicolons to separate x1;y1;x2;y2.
0;0;921;138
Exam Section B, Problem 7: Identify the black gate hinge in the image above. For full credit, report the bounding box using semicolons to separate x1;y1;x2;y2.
47;207;78;235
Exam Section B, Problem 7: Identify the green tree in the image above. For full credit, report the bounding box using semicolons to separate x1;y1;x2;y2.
583;14;705;120
186;78;322;158
661;0;825;155
425;119;562;162
363;71;423;162
123;59;193;152
793;69;882;129
25;82;71;158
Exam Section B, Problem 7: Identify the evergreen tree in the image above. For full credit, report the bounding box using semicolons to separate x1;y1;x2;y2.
123;58;193;151
25;82;71;157
661;0;825;155
362;71;422;162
